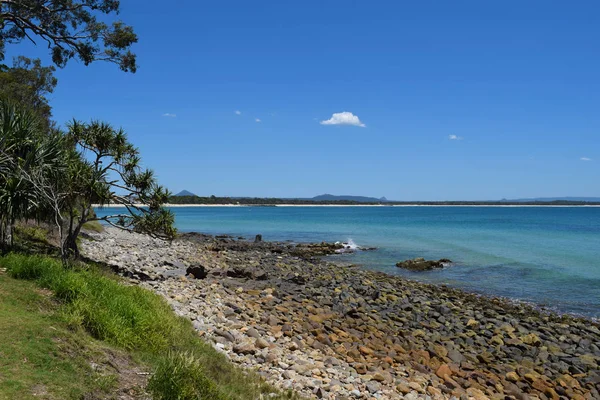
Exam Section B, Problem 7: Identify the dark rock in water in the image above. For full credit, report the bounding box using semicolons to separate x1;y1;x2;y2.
291;242;345;258
255;234;263;243
186;264;207;279
395;257;451;271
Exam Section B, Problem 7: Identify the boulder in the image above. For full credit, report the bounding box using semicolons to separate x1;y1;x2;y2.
186;264;208;279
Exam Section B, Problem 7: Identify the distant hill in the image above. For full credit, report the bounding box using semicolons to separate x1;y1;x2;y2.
501;197;600;202
311;194;388;203
174;190;197;197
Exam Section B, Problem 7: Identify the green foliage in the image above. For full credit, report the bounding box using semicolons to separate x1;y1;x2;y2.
14;225;50;243
65;120;176;245
0;0;138;72
0;100;65;248
147;352;224;400
82;220;104;233
0;98;174;257
0;57;57;127
2;253;301;400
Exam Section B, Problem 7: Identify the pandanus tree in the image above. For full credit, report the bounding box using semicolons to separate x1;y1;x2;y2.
59;120;176;257
0;99;64;249
0;99;175;258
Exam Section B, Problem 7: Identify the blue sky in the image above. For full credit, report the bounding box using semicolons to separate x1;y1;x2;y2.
5;1;600;200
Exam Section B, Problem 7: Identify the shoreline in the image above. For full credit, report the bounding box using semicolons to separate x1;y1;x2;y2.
93;203;600;208
81;227;600;400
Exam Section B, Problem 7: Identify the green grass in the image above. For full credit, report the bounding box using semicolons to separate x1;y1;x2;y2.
82;220;104;233
0;271;124;399
1;254;299;400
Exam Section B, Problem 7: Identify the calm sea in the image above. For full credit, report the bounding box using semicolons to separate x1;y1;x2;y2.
95;206;600;318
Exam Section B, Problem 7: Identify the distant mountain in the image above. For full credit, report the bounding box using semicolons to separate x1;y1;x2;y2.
311;194;388;203
174;190;197;197
501;197;600;202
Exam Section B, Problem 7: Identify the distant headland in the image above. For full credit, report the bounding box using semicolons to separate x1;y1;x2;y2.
169;191;600;206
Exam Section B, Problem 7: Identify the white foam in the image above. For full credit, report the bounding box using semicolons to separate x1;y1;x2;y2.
334;238;360;253
344;238;359;250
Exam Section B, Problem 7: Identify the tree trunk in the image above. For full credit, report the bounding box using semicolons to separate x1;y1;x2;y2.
62;232;80;259
0;222;12;250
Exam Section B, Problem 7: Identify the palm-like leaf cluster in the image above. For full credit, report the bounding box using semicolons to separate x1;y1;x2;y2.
0;99;63;247
0;99;175;257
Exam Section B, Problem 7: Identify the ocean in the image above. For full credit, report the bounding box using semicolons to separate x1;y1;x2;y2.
95;206;600;318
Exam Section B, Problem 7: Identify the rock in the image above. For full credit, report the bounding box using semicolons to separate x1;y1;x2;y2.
233;343;255;355
436;364;452;379
186;264;207;279
226;266;268;280
396;383;411;394
165;259;186;269
214;329;235;342
395;258;450;271
255;338;270;349
255;234;262;243
448;349;464;364
366;381;380;394
521;333;542;347
506;371;520;382
283;370;295;380
246;327;260;339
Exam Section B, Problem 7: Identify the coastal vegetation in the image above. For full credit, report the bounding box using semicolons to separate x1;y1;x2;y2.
0;1;174;258
168;194;600;206
0;100;175;258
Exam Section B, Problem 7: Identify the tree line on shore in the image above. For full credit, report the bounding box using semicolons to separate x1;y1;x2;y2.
168;195;600;206
0;0;175;259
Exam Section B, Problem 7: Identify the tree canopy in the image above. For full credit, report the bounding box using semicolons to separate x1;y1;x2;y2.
0;99;175;258
0;0;138;72
0;56;57;126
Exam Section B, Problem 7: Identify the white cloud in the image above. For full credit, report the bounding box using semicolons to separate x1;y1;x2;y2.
581;157;592;161
235;110;241;115
320;111;366;127
448;134;463;140
255;118;261;123
162;113;176;118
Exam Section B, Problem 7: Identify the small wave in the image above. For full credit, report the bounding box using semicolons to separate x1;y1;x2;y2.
344;238;359;250
334;238;360;253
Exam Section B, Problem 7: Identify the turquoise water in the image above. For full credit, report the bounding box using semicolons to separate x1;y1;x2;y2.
95;206;600;318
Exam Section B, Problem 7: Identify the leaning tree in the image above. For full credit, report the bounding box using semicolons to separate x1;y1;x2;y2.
57;120;176;258
0;0;137;72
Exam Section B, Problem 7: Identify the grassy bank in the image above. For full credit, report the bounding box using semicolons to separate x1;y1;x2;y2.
0;253;297;400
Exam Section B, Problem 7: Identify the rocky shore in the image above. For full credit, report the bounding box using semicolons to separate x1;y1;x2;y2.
81;228;600;400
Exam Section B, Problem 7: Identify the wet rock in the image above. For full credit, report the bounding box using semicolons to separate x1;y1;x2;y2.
395;258;450;271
